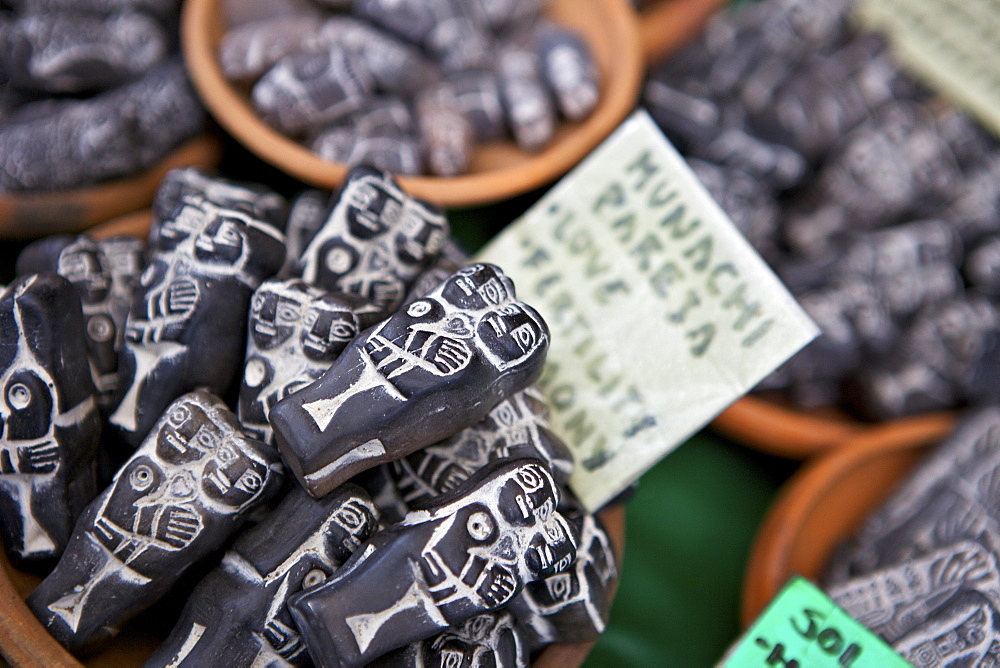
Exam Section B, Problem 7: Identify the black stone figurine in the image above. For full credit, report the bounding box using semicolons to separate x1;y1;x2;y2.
0;57;205;193
108;189;286;447
288;458;577;666
509;511;618;649
16;234;144;411
390;386;574;508
145;483;378;667
238;278;373;447
269;263;550;498
28;391;284;655
294;165;449;318
251;46;372;136
0;274;101;565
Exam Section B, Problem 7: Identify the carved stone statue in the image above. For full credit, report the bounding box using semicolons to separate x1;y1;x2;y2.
238;278;374;447
0;273;101;565
508;511;618;649
269;263;550;497
109;189;286;447
146;483;378;667
28;392;284;654
294;166;449;318
287;458;577;665
16;234;144;411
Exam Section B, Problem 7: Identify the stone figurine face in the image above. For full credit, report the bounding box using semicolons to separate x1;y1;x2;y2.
298;166;448;316
241;279;367;446
411;460;576;608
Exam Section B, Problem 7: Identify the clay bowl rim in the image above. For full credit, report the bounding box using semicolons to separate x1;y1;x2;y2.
710;394;872;460
181;0;644;207
0;504;625;668
638;0;727;65
0;134;221;240
739;410;958;627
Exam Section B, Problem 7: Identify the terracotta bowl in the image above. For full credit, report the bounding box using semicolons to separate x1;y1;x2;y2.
0;134;221;240
710;394;871;460
638;0;727;65
740;411;958;627
182;0;644;207
0;504;624;667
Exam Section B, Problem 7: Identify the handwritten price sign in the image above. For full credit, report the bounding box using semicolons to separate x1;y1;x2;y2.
719;578;910;668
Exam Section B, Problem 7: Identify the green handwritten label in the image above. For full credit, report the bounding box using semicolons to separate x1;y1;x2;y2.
475;110;818;511
720;578;911;668
857;0;1000;138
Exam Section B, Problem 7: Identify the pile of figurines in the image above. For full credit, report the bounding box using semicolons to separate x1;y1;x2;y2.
643;0;1000;420
822;409;1000;665
220;0;600;177
0;0;205;192
0;165;617;667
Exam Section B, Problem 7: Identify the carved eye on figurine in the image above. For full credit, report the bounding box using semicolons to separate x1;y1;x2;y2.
467;510;495;541
234;469;263;494
302;568;328;590
302;307;358;361
3;371;54;441
87;315;115;343
194;216;247;265
129;464;156;492
319;239;360;279
462;614;495;641
408;300;433;317
543;573;574;602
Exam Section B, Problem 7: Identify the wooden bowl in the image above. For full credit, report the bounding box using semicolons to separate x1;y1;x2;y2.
0;134;221;240
182;0;644;207
0;504;624;667
638;0;727;65
740;411;958;627
710;395;870;460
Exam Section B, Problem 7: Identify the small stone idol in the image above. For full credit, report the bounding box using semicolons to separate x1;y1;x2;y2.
288;458;577;666
0;274;101;565
269;263;550;497
28;392;284;654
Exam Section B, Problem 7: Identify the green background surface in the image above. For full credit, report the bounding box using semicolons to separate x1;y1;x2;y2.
585;432;796;666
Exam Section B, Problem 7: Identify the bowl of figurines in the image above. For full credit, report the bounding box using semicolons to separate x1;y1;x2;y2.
0;0;221;237
0;165;624;667
181;0;644;207
641;0;1000;457
734;408;1000;665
